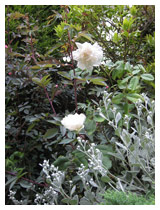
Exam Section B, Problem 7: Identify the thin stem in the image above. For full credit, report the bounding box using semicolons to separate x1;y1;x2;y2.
94;172;104;192
60;187;71;200
43;86;57;116
6;171;48;187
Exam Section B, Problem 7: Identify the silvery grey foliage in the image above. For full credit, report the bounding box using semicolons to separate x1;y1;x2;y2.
39;160;65;191
35;138;115;205
34;160;69;205
8;190;29;205
98;91;155;192
76;139;105;204
76;137;121;204
34;141;108;205
34;186;58;205
8;190;23;205
77;137;107;177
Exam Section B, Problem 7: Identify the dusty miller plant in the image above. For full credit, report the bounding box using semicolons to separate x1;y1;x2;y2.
8;138;119;205
33;141;111;205
98;91;155;192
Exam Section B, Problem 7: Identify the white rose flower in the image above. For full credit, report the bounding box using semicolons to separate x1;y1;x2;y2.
72;42;103;70
61;113;86;132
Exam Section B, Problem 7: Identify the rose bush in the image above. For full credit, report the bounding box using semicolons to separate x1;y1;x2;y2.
73;42;103;70
61;113;86;132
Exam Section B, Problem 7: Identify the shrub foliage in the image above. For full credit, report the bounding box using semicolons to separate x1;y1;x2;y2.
5;5;155;205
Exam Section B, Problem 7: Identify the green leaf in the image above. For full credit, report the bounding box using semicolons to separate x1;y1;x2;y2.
80;198;91;205
106;151;125;161
59;138;74;144
124;62;132;72
31;65;41;70
61;198;70;204
5;176;17;187
60;125;66;136
84;119;96;135
122;17;134;31
122;30;129;37
126;93;143;102
121;76;132;84
134;64;146;73
130;6;137;16
17;171;28;179
128;76;139;90
140;74;154;81
46;120;61;126
102;155;112;169
9;178;18;190
96;145;112;169
26;122;36;133
32;75;51;87
72;150;88;167
58;71;72;80
121;129;131;147
132;69;141;75
32;77;41;85
41;75;51;86
117;82;126;90
112;32;118;43
124;102;129;114
112;32;121;43
69;195;79;205
19;180;33;189
112;93;124;104
118;76;132;89
53;156;70;170
90;77;107;86
112;61;125;80
43;128;58;139
43;64;54;68
96;145;113;155
94;115;105;122
123;18;129;31
101;176;111;183
10;151;24;159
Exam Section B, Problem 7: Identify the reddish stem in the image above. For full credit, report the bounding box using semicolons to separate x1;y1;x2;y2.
43;86;57;116
6;171;48;187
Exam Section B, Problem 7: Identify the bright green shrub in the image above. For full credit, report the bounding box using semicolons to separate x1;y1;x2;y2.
102;190;155;205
